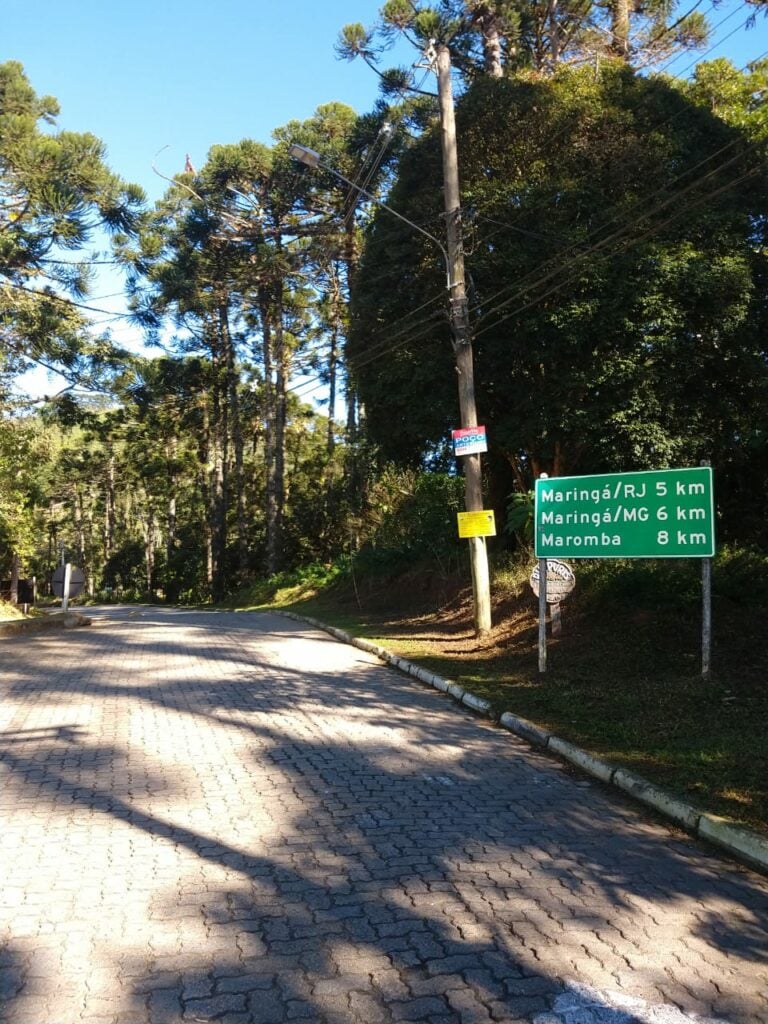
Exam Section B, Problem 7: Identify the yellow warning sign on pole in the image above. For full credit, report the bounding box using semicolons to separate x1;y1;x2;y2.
457;510;496;539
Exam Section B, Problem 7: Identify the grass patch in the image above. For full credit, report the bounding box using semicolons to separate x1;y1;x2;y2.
0;600;25;621
244;551;767;835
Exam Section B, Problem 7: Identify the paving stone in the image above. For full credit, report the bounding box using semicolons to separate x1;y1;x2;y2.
285;998;318;1019
245;988;288;1022
147;987;183;1022
217;972;276;994
391;995;452;1020
348;990;390;1023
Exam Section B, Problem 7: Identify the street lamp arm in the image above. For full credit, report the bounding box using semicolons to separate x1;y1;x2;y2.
288;143;452;289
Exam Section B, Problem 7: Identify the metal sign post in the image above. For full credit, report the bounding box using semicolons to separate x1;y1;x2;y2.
538;558;548;673
700;461;712;679
530;552;576;672
62;563;72;613
702;556;712;678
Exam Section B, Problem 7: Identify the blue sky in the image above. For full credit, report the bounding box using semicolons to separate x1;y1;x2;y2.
5;0;764;204
4;0;399;203
4;0;766;398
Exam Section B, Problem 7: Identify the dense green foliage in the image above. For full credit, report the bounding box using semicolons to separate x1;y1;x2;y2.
350;60;768;542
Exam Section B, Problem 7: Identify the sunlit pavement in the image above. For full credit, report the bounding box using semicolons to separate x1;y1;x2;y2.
1;606;766;1024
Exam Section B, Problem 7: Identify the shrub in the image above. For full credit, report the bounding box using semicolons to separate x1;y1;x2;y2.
357;467;464;562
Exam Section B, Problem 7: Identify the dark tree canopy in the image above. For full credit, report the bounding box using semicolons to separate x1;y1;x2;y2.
349;61;768;537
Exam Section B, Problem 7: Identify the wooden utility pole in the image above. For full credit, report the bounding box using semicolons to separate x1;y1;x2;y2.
435;42;492;635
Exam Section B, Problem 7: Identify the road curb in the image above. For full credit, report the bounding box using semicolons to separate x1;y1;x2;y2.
276;610;768;876
0;611;92;637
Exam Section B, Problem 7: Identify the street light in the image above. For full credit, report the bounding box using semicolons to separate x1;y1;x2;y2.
290;134;492;635
289;144;453;289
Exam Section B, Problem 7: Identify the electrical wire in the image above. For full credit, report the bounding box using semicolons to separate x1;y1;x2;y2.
474;137;761;326
289;131;765;400
460;59;768;328
473;164;762;340
290;68;767;396
2;281;136;319
460;15;764;253
288;292;446;397
288;313;444;404
288;293;445;398
627;0;715;56
634;0;747;73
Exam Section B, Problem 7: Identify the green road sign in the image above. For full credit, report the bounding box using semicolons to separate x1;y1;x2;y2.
534;467;715;558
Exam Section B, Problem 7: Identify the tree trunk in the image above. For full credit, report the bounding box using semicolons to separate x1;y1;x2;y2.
262;282;287;578
9;552;20;604
611;0;631;59
471;4;505;77
166;438;177;558
198;395;214;590
144;502;155;598
327;264;341;455
85;500;95;597
548;0;562;65
74;487;86;588
482;19;504;76
261;298;279;576
105;449;115;559
343;220;362;504
273;295;288;574
225;309;248;580
209;313;229;603
505;451;529;494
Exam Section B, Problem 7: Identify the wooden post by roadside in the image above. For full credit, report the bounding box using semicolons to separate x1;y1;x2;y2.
551;602;562;636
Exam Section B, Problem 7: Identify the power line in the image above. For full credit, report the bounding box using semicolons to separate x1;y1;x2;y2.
288;294;445;399
460;22;764;259
1;281;136;319
462;66;768;328
473;163;761;340
292;137;765;396
288;313;444;404
326;41;767;387
635;0;751;74
470;152;759;334
628;0;715;57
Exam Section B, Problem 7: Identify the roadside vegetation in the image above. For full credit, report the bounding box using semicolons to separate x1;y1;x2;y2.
0;600;24;621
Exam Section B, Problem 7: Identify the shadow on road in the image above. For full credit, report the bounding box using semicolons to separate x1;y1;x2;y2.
1;609;766;1023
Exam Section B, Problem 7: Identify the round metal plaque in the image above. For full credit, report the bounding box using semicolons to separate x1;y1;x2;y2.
52;566;86;599
530;559;576;604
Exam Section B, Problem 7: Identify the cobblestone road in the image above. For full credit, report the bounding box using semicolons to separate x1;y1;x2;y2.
1;607;766;1024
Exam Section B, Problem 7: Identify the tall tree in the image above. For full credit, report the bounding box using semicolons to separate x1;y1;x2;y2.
0;61;144;389
348;62;768;541
338;0;713;82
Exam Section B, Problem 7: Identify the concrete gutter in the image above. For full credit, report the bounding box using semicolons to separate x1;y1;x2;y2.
278;610;768;877
0;611;92;638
